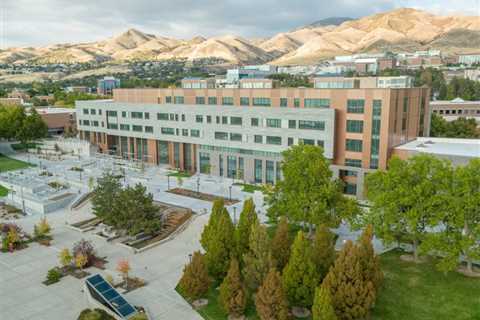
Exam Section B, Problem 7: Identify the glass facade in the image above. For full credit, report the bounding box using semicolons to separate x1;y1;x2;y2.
347;99;365;113
219;154;224;176
266;160;274;184
199;152;210;173
304;99;330;108
158;141;169;164
227;156;237;178
252;97;271;107
254;159;262;183
240;97;250;106
370;100;382;169
346;139;363;152
346;120;364;133
280;98;288;107
222;97;234;105
266;118;281;128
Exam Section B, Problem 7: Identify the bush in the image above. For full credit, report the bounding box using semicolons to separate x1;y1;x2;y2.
72;239;96;267
77;308;116;320
45;267;62;284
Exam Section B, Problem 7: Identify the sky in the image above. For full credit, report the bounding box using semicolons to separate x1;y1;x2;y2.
1;0;479;48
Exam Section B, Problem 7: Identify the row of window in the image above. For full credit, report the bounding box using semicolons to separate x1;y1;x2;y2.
433;109;480;115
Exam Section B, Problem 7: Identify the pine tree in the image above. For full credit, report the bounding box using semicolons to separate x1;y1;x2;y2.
312;285;337;320
255;268;289;320
219;258;247;318
357;225;383;291
271;216;292;271
243;220;272;292
205;209;235;281
282;231;318;308
312;224;335;281
322;241;376;320
235;198;258;258
200;198;226;252
178;251;211;301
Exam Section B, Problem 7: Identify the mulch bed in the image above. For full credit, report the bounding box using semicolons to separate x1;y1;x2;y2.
167;188;239;205
115;277;146;293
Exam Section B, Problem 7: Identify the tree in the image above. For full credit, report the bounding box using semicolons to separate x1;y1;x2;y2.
430;113;479;138
255;268;289;320
178;251;211;300
16;109;48;145
282;231;318;308
0;105;26;140
365;155;452;262
116;259;131;287
219;258;247;318
311;224;335;281
200;198;226;251
72;239;96;267
423;159;480;273
312;285;337;320
243;221;272;292
265;145;358;233
75;253;88;270
322;241;375;320
59;248;73;269
34;217;52;239
357;225;383;290
92;172;122;223
271;216;292;271
235;198;258;258
204;208;235;281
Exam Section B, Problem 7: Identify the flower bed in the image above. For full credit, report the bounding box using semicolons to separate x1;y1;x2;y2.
166;188;239;205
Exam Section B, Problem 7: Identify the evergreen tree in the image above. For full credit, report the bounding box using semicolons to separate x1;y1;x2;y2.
235;198;258;258
322;241;376;320
357;225;383;291
219;258;247;318
200;198;226;251
205;209;235;281
243;220;272;292
312;224;335;281
271;216;292;271
312;285;337;320
178;251;211;301
255;268;289;320
282;231;318;308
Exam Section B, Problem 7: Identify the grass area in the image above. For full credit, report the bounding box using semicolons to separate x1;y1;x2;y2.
0;185;8;197
0;153;32;172
236;183;263;193
372;249;480;320
11;142;41;151
167;171;193;178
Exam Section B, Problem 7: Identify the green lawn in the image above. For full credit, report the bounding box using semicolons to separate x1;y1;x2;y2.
372;249;480;320
236;183;263;193
167;171;193;178
11;143;41;151
0;185;8;197
0;153;32;172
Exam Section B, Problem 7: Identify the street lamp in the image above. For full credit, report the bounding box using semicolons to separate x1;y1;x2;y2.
196;176;200;194
167;175;170;190
188;253;192;263
229;185;232;201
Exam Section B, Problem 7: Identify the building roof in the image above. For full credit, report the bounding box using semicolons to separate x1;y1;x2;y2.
430;98;480;106
395;137;480;158
34;107;76;114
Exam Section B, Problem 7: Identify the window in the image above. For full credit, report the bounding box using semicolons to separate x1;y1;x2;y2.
288;120;296;129
208;97;217;105
266;136;282;145
346;139;363;152
294;98;300;108
346;120;364;133
373;100;382;116
145;112;150;120
161;127;175;135
254;135;263;143
230;117;242;125
317;140;324;148
145;126;154;133
266;161;275;184
372;119;381;135
196;115;203;123
207;115;212;123
132;125;142;132
230;133;242;141
347;99;365;113
252;97;271;107
174;96;184;104
92;121;99;127
266;118;281;128
219;155;224;176
254;159;263;183
298;120;325;130
157;113;169;120
122;111;127;118
191;129;200;137
166;96;172;103
90;109;96;115
196;96;205;105
107;123;118;130
99;109;102;115
227;156;237;178
280;98;288;107
345;158;362;167
120;124;130;131
251;118;259;127
131;112;143;119
181;114;185;121
240;97;250;106
82;120;90;126
344;183;357;195
288;137;294;146
222;97;234;105
304;99;330;108
222;116;228;124
83;109;89;115
301;139;315;145
215;132;229;140
199;153;210;173
106;110;117;117
403;97;408;112
182;129;189;136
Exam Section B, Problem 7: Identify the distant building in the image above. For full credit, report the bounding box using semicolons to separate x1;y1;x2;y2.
225;65;277;88
443;69;465;83
0;97;23;106
464;69;480;82
314;76;414;89
97;77;121;95
393;137;480;166
181;78;216;89
8;89;30;101
34;107;76;135
430;98;480;124
458;54;480;66
65;86;89;93
239;78;279;89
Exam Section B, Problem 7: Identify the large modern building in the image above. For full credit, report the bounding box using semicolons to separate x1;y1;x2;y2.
430;98;480;124
97;76;121;95
75;79;430;198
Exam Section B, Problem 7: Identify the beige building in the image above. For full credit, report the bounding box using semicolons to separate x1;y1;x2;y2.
430;98;480;124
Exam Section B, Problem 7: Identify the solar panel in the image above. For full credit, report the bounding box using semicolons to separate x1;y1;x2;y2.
85;274;139;319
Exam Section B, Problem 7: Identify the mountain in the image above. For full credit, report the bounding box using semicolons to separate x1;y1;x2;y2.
1;8;479;66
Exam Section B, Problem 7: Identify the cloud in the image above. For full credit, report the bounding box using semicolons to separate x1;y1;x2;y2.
0;0;478;48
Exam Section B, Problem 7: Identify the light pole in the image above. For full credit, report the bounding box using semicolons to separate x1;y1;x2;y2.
21;186;26;214
167;175;170;190
229;185;232;201
196;176;200;194
188;253;192;263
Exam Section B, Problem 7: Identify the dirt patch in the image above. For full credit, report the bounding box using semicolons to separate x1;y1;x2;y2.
400;254;428;264
457;266;480;278
167;188;239;205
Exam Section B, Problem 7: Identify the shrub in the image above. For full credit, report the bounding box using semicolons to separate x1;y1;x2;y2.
46;267;62;284
178;251;211;300
72;239;96;266
77;308;116;320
